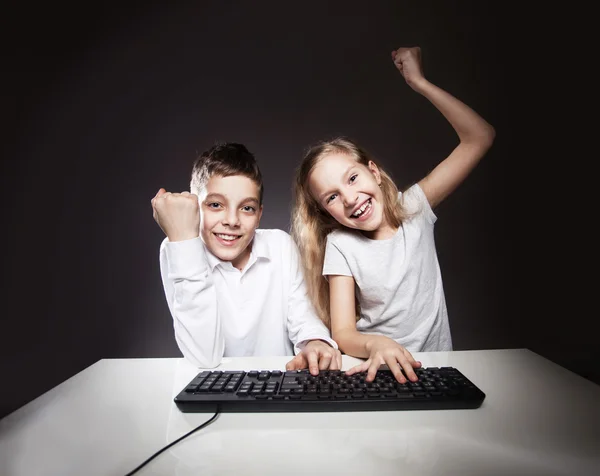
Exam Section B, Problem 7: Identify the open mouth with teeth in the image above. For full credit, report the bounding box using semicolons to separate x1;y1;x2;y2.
351;199;372;220
214;233;242;246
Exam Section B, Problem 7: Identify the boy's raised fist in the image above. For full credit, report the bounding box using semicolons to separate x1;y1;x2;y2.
151;188;200;242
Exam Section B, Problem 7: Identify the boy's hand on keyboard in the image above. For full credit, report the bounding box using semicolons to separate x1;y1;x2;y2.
285;340;342;376
346;336;422;383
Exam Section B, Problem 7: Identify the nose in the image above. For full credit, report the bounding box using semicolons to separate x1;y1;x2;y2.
222;208;241;227
341;190;358;208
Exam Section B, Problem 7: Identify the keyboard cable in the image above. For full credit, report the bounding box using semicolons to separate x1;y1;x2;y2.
123;410;220;476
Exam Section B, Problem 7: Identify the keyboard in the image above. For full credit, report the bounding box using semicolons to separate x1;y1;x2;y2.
174;366;486;413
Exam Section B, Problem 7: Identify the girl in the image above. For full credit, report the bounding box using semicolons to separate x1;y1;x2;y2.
291;46;495;383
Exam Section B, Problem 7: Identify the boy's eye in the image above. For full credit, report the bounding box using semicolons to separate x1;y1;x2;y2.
242;206;256;212
326;193;338;204
349;174;357;183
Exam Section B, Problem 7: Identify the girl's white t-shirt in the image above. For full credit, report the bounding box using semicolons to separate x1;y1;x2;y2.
322;183;452;352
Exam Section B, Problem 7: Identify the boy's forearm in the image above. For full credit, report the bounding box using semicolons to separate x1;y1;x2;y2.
160;238;224;368
170;284;224;368
174;323;224;368
288;238;338;352
288;304;338;353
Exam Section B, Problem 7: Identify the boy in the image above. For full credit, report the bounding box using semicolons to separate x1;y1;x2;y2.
151;142;341;374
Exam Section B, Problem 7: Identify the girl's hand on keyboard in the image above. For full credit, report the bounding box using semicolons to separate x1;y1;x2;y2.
346;336;422;383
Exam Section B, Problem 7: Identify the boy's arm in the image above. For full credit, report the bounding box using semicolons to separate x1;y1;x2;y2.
392;47;496;209
152;188;224;368
286;237;339;367
159;237;224;368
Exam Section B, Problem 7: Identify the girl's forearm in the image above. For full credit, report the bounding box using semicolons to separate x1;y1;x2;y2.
413;79;495;146
333;328;384;359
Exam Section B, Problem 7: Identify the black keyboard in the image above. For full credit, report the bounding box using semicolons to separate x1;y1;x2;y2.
174;367;486;413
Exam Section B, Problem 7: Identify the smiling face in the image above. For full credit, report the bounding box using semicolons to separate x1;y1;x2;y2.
199;174;263;270
308;153;393;239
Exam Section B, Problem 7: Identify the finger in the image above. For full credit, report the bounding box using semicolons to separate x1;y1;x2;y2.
365;358;381;383
328;351;341;371
151;189;163;207
285;354;306;371
285;357;295;371
154;188;167;199
401;347;419;366
401;362;418;382
318;351;332;371
401;349;421;381
384;355;407;384
407;356;422;369
156;191;172;203
345;360;369;376
306;351;320;376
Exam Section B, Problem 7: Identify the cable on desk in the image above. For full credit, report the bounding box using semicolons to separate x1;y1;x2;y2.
123;410;220;476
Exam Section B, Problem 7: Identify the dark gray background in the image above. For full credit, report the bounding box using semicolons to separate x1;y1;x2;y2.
2;1;592;418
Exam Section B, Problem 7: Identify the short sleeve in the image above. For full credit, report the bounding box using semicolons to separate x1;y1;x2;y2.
401;183;437;225
322;235;352;277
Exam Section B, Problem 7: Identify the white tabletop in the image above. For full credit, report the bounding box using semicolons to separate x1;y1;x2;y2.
1;349;599;476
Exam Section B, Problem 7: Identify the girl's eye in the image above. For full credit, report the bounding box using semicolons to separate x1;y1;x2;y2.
207;202;221;209
326;193;338;204
349;174;358;183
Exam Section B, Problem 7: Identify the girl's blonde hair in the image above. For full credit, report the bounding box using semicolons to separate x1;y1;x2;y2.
291;137;410;327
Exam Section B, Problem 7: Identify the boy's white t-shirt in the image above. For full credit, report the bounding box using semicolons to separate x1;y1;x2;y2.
322;183;452;352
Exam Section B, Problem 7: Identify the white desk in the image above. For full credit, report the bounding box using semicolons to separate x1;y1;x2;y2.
1;349;599;476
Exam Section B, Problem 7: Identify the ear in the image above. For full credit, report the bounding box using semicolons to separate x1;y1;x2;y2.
367;160;382;185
